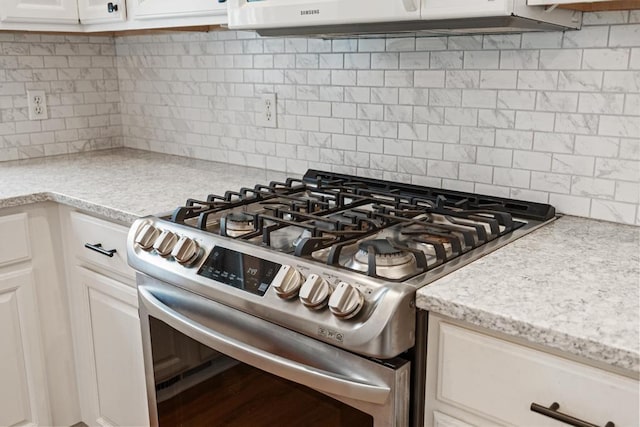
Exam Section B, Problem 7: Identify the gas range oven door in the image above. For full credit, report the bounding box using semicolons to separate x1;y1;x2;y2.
138;275;410;427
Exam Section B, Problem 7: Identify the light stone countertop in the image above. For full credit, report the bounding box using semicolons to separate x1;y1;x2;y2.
2;148;638;375
0;148;288;224
416;215;640;375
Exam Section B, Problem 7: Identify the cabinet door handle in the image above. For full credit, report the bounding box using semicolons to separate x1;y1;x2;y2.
84;243;117;258
530;402;615;427
107;2;118;12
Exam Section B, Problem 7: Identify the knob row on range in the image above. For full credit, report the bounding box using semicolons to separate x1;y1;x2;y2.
135;223;200;266
271;265;364;319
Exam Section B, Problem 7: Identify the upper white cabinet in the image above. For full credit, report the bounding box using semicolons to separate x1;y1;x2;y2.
78;0;127;25
130;0;226;21
0;0;79;24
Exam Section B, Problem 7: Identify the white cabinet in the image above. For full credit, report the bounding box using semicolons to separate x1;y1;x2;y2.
70;267;149;427
61;208;149;427
130;0;226;21
425;314;640;427
0;206;78;427
78;0;127;25
0;268;51;427
528;0;614;5
0;0;79;24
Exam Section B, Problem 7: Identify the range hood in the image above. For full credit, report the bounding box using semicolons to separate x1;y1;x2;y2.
227;0;582;37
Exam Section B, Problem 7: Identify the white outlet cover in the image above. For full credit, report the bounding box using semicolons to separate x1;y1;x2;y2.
258;93;277;128
27;90;48;121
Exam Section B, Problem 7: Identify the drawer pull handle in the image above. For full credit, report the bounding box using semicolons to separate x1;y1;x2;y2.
530;402;614;427
84;243;117;258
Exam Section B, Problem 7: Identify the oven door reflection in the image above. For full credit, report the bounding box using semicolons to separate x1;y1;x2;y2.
151;317;373;427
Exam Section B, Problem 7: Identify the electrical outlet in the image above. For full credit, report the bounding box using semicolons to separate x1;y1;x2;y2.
27;90;48;121
258;93;277;128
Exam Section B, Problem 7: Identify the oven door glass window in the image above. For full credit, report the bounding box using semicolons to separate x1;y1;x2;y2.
150;317;374;427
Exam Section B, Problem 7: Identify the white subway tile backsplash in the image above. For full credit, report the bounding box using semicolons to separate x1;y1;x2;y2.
609;24;640;47
549;193;591;216
430;51;463;69
619;138;640;160
462;89;497;109
414;70;445;88
74;20;638;225
539;49;583;70
515;111;555;131
555;113;599;135
598;115;640;137
582;48;630;70
536;91;578;112
445;70;479;88
557;71;602;91
603;71;640;92
513;150;552;171
590;199;637;224
464;51;499;69
500;50;539;70
480;70;518;89
477;146;512;167
478;109;516;130
494;167;530;189
562;26;609;48
517;70;558;90
572;176;616;198
615;181;640;203
533;132;574;153
578;93;625;114
531;171;571;193
595;158;640;181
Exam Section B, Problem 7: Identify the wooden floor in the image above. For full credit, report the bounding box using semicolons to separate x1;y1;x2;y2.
158;364;373;427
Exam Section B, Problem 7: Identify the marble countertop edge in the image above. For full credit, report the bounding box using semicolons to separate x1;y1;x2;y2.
418;295;640;375
1;191;139;224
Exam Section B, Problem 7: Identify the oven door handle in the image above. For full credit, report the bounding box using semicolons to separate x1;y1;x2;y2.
139;286;393;405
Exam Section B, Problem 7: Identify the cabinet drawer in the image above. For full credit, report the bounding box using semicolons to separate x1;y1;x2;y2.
437;323;639;427
0;213;30;266
68;211;133;280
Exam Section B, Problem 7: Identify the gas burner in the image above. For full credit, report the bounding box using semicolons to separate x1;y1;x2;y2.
355;240;414;267
222;212;255;238
345;239;419;280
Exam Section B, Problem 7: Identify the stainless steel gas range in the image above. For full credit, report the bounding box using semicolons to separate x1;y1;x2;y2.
127;169;556;427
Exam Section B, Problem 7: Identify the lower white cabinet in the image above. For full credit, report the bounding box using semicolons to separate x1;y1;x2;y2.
69;267;149;427
61;207;149;427
0;268;51;427
0;205;78;427
425;314;640;427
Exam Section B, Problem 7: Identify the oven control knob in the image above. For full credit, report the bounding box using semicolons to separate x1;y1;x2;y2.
134;223;161;250
329;282;364;319
171;236;200;266
299;274;331;309
272;265;304;299
153;230;178;257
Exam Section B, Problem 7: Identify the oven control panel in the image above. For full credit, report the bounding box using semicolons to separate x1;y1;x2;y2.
128;217;418;359
197;246;281;297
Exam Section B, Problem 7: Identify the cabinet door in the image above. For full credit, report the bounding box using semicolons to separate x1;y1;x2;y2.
0;269;51;427
0;0;79;24
131;0;226;20
71;267;149;427
78;0;127;24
